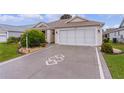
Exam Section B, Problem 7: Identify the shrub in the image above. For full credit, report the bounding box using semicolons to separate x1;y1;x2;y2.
103;38;109;43
20;29;45;47
7;37;20;43
101;43;113;54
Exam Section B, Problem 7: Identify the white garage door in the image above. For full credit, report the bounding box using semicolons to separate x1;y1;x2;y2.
0;34;7;42
59;28;96;46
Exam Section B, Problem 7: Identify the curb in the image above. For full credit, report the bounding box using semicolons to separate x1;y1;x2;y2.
97;47;112;79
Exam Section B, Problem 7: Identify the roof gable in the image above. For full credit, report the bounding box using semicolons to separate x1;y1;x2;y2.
120;18;124;28
34;22;48;28
65;16;88;23
34;16;104;29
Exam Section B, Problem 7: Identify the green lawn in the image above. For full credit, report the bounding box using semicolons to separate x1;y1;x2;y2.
110;42;124;51
103;42;124;79
0;43;22;62
104;54;124;79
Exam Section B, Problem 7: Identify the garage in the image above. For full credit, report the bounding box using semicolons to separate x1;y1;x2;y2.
0;34;7;42
58;28;96;46
34;16;103;46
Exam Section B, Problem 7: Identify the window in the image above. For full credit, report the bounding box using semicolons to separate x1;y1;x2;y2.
121;35;123;39
114;32;116;36
118;31;120;36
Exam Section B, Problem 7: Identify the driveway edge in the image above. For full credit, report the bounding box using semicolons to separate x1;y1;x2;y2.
97;47;112;79
0;45;54;66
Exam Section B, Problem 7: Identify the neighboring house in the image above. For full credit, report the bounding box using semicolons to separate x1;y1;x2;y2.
34;16;104;46
0;24;34;42
103;28;117;39
103;18;124;43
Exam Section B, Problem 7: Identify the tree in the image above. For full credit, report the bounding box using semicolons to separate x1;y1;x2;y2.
20;29;45;47
60;14;72;19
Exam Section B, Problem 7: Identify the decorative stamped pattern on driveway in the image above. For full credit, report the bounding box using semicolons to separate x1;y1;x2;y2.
45;54;65;65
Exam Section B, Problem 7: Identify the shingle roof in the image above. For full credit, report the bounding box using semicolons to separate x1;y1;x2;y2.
0;24;35;32
119;18;124;28
103;28;116;35
34;16;104;30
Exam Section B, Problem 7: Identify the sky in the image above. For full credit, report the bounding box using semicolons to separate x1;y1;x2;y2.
0;14;123;29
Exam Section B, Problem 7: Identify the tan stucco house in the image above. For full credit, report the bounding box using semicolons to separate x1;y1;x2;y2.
33;16;104;46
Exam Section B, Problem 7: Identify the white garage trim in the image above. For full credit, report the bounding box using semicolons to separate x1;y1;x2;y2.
56;27;98;46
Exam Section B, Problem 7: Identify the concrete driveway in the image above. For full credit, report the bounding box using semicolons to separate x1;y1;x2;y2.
0;45;111;79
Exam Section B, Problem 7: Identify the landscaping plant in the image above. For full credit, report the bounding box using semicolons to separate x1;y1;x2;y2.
103;38;109;43
20;29;45;47
7;36;20;44
101;43;113;54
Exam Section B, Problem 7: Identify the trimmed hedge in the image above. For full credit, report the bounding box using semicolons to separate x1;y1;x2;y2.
20;29;45;47
101;43;113;54
7;37;20;43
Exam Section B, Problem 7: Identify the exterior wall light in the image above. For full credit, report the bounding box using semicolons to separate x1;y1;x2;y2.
98;30;100;33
